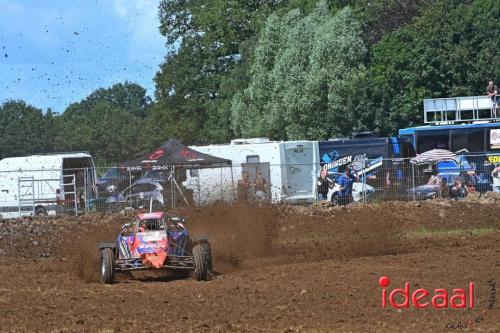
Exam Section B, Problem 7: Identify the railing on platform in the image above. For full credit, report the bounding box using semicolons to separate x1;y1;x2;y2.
424;96;499;124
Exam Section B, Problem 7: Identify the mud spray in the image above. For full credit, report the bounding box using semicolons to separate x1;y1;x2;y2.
66;202;403;282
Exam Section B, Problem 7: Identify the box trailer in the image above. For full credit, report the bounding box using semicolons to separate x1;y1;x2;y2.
0;152;97;219
184;138;319;205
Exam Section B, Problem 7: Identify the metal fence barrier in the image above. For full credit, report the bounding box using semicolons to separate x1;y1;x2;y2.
0;154;498;218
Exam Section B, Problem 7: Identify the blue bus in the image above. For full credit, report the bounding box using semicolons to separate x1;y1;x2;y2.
399;94;500;193
399;122;500;154
399;122;500;193
400;95;500;155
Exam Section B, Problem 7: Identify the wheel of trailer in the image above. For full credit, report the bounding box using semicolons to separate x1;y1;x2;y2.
201;242;213;272
192;244;208;281
100;248;115;284
35;206;47;216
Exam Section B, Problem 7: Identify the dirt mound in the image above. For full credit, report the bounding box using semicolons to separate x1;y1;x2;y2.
466;190;500;204
0;213;129;282
0;214;119;258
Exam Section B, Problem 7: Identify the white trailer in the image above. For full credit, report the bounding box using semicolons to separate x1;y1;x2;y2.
184;138;319;205
0;152;96;219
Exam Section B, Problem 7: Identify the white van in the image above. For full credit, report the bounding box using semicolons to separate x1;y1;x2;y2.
0;152;96;219
185;138;319;205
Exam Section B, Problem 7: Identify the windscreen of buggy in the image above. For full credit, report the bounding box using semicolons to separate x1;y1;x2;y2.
139;219;165;231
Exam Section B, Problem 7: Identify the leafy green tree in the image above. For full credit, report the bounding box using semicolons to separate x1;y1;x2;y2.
412;0;500;95
54;83;151;164
352;0;436;44
156;1;257;143
142;100;206;149
361;0;500;135
74;82;151;118
232;2;366;140
0;101;53;159
155;0;330;143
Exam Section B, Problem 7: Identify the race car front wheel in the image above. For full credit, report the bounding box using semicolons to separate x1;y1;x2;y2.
192;245;208;281
201;242;212;272
100;248;115;284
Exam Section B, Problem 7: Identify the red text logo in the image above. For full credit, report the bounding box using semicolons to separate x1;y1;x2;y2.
181;148;198;160
379;276;474;309
149;148;165;160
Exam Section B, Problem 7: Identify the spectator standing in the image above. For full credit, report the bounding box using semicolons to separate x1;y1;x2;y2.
56;188;64;214
254;171;269;201
487;80;499;116
317;169;334;201
338;167;357;205
491;164;500;193
439;177;449;198
237;171;251;202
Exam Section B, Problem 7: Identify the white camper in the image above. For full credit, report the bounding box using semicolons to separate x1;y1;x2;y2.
0;152;96;219
185;138;319;205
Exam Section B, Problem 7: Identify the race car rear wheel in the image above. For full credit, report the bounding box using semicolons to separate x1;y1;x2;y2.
100;248;115;284
192;244;208;281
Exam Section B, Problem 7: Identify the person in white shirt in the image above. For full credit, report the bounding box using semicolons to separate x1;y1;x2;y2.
491;164;500;193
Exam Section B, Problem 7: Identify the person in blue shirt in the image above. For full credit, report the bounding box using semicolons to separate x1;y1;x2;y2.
337;167;358;205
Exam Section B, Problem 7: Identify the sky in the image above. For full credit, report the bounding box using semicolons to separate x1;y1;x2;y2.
0;0;167;113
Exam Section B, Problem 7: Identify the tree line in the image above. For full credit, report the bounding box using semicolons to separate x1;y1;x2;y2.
1;0;499;164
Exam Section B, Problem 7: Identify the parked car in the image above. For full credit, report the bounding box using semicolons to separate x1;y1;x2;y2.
105;178;164;212
97;167;142;198
406;171;490;200
407;183;441;200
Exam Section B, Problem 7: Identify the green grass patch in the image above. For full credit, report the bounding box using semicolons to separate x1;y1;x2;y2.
403;227;498;239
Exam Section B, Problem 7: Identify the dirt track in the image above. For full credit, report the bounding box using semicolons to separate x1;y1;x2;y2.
0;201;499;332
